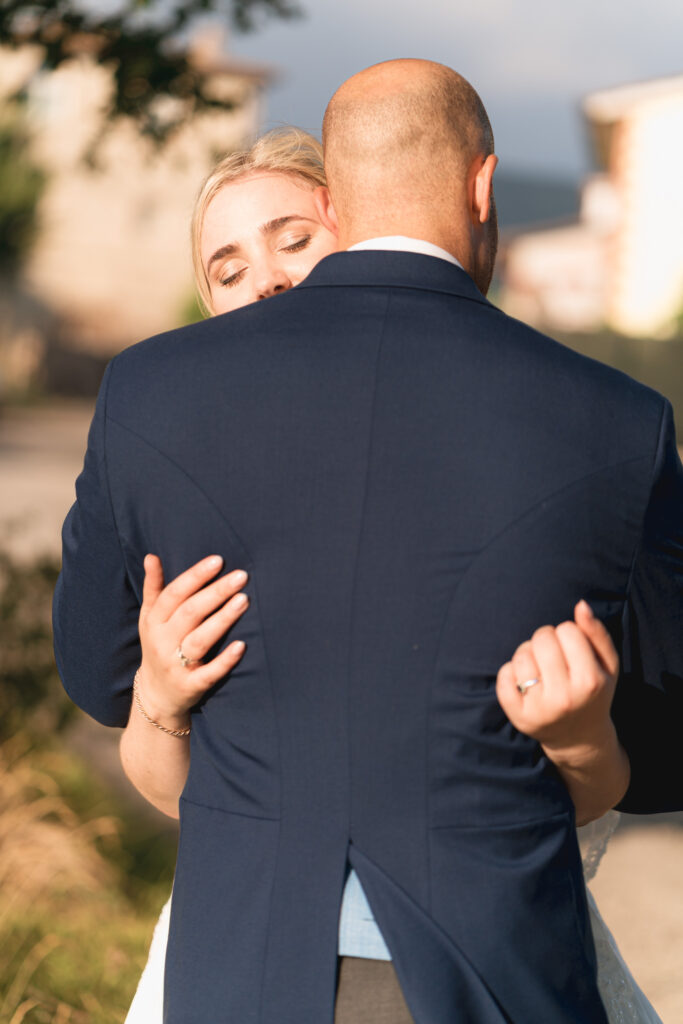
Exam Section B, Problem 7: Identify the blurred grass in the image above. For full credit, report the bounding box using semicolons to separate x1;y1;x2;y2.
1;551;176;1023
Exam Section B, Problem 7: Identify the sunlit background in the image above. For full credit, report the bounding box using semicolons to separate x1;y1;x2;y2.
1;1;682;1020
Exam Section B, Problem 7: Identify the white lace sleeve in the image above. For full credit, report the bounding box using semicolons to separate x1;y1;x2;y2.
578;813;663;1023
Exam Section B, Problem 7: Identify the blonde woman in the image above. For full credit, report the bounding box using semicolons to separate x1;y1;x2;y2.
123;128;661;1024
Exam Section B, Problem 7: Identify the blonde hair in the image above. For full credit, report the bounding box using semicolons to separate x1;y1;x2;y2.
192;127;326;315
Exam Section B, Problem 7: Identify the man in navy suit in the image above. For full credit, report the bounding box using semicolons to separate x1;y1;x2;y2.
54;60;683;1022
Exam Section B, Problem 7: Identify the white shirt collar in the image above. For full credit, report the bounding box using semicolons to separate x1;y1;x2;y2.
347;236;463;271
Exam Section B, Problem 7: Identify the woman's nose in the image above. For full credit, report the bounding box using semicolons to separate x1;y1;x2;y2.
256;265;292;301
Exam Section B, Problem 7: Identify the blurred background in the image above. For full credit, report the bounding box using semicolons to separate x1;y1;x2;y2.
1;1;682;1020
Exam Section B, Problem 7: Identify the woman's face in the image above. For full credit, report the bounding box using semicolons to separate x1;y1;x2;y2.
201;173;338;315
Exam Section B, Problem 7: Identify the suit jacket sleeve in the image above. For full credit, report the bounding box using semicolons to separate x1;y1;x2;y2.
614;398;683;812
52;360;141;727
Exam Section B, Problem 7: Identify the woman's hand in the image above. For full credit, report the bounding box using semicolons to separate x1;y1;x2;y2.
496;600;630;824
136;553;249;732
496;600;618;754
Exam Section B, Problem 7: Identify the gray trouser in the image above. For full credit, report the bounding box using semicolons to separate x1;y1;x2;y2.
334;957;415;1024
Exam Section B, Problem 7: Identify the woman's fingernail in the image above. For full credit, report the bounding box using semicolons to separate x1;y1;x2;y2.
232;570;248;585
234;593;248;608
207;555;223;569
231;641;246;654
578;599;594;618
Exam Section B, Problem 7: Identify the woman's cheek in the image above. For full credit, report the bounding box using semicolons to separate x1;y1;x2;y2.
211;287;243;315
299;240;335;278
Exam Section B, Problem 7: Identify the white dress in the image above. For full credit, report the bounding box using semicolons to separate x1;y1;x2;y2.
579;812;662;1024
125;811;662;1024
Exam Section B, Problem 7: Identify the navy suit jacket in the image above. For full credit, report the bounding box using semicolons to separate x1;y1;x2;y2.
54;252;683;1023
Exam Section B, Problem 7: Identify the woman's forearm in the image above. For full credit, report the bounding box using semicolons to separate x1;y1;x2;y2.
118;557;248;819
119;677;191;819
542;723;631;827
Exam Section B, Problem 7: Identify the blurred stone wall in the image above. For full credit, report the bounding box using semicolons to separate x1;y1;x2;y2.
0;41;268;390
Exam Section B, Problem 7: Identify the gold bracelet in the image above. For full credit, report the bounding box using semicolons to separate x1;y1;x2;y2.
133;670;191;738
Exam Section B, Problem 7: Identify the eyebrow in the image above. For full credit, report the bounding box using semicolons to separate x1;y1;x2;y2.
207;215;316;273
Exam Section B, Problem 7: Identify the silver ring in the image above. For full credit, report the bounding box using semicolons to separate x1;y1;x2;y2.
517;676;542;695
175;645;198;669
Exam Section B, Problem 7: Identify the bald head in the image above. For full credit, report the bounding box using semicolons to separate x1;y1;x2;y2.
323;59;493;225
318;59;498;293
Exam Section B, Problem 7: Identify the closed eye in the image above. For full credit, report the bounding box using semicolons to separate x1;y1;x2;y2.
219;268;246;288
280;235;311;254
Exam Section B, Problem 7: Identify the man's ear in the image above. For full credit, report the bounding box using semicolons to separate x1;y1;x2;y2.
473;154;498;224
314;186;339;236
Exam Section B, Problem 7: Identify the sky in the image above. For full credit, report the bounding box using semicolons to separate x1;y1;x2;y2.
220;0;683;180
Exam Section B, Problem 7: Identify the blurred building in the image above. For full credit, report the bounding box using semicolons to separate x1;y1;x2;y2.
0;33;271;383
501;75;683;339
